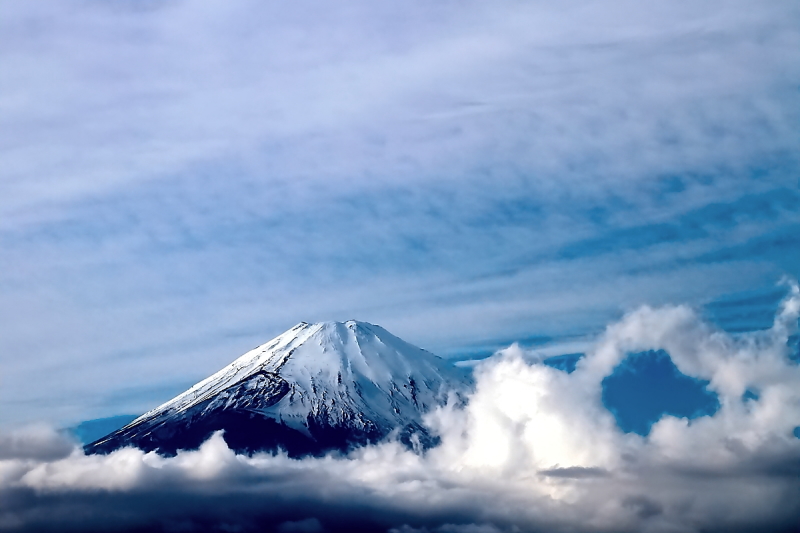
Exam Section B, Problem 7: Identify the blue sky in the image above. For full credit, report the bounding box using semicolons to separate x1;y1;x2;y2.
1;0;799;430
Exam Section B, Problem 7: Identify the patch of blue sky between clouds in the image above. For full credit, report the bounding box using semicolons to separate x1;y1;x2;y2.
703;285;790;333
554;186;800;264
542;353;584;374
694;224;800;271
602;350;721;436
70;415;139;445
742;389;760;402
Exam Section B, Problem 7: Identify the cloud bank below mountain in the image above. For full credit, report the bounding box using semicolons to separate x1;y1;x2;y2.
2;285;798;533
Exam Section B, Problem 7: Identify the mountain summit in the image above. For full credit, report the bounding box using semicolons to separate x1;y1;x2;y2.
85;321;471;457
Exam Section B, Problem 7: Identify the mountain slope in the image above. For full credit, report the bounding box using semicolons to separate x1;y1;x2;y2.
85;321;471;457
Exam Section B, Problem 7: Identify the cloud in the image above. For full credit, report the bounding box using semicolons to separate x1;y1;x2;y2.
1;285;798;532
277;518;324;533
538;466;610;479
0;425;73;462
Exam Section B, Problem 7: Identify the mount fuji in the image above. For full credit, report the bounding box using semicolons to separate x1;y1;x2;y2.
85;321;471;457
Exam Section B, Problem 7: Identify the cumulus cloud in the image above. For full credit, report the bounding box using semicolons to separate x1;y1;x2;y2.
2;285;798;533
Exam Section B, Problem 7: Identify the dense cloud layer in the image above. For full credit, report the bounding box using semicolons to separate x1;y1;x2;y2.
2;285;798;533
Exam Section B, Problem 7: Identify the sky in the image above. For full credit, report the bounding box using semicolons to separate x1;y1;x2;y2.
2;0;798;429
1;1;799;530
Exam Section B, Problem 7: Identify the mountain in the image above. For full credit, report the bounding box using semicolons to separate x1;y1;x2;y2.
85;320;471;457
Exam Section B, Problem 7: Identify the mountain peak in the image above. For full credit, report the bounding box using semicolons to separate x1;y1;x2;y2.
86;321;470;457
291;319;382;334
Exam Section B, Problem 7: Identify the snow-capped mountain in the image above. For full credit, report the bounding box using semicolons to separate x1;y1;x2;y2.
85;321;471;457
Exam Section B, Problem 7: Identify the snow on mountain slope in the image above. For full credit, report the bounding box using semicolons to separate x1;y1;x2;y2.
85;321;471;456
